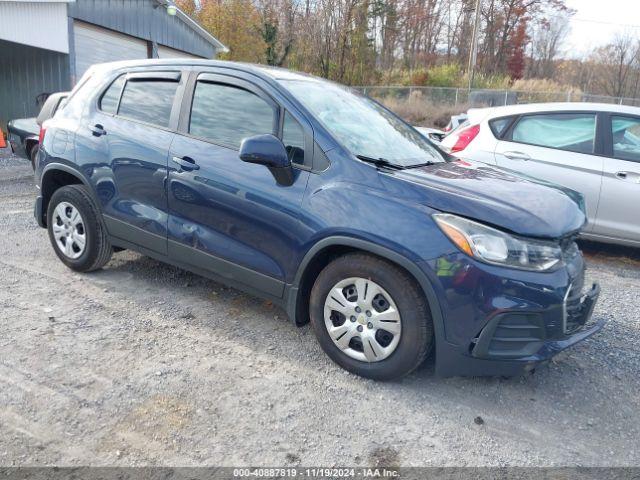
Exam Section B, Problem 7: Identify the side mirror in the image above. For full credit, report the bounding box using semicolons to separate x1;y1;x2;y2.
240;134;294;186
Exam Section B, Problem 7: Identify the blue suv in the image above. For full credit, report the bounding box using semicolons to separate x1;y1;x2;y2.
34;60;602;379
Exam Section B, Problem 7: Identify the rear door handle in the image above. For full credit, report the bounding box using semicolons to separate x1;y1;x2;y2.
172;156;199;171
89;124;106;137
616;171;640;183
503;151;531;161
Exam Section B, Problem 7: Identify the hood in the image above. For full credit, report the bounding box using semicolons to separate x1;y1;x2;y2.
387;159;586;239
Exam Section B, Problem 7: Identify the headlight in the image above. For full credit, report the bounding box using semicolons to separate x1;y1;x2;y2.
433;213;562;271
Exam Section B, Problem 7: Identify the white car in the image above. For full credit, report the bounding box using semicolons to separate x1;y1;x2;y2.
414;126;445;143
444;113;468;133
440;103;640;247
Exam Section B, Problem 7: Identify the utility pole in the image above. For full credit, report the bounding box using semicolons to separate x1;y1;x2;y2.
467;0;482;91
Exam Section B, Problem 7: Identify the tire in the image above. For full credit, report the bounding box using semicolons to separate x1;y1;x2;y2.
29;144;38;171
309;253;433;380
47;184;113;272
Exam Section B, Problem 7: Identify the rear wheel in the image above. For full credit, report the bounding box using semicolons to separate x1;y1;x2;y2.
309;253;433;380
47;185;113;272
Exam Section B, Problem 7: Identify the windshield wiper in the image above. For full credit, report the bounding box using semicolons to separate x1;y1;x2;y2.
356;155;404;170
406;160;439;168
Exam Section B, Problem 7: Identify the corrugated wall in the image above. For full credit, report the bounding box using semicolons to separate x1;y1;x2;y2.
68;0;217;59
0;40;71;128
0;1;70;54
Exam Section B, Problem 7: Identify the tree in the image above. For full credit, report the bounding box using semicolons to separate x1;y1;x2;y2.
591;34;640;98
478;0;569;76
176;0;197;17
527;10;571;79
182;0;267;62
507;18;527;79
256;0;297;66
174;0;640;98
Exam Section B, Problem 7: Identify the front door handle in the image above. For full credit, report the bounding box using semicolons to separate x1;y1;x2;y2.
503;151;531;161
172;156;199;171
616;171;628;179
89;124;106;137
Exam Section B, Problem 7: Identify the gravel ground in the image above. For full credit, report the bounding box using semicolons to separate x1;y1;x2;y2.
1;147;639;467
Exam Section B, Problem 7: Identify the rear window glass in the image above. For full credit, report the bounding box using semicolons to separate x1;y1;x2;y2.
99;76;125;115
118;79;179;128
511;113;596;154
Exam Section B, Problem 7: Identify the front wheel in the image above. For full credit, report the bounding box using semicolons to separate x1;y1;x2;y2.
309;253;433;380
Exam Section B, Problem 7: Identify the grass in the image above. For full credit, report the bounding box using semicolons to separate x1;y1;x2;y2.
376;90;470;128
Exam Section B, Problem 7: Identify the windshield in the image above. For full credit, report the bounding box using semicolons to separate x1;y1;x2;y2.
282;80;444;167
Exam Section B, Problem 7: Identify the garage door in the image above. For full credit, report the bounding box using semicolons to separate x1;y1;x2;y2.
157;45;201;59
74;21;148;79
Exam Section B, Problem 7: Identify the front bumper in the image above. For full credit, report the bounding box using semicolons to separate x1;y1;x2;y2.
436;316;604;377
424;249;604;377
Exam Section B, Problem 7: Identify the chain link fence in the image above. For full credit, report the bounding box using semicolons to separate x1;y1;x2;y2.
352;86;640;109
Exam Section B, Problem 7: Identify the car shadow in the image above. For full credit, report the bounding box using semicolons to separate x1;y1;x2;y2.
580;240;640;266
87;250;634;431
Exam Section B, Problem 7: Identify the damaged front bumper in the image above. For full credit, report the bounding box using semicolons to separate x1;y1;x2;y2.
425;249;604;377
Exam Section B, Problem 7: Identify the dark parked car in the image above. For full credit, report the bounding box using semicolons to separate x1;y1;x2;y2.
34;60;602;379
7;117;39;165
8;92;68;168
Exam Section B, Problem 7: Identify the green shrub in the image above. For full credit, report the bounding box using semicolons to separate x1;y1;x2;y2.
426;63;461;87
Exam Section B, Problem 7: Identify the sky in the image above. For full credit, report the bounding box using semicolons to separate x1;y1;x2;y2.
564;0;640;57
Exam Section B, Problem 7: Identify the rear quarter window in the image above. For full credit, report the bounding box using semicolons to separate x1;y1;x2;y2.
489;116;514;138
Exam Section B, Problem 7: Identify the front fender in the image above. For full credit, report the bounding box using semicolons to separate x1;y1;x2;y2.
285;235;447;367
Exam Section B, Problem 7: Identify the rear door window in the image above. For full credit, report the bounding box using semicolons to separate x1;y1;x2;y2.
117;78;179;128
189;81;276;149
611;115;640;162
510;113;596;154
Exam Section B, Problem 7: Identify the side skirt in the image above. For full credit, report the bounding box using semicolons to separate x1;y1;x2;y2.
108;235;287;309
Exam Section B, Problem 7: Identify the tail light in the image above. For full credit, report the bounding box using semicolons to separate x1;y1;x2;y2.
38;126;47;144
450;124;480;153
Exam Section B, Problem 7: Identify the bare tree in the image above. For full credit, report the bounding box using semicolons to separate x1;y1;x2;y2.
592;33;640;98
527;10;570;78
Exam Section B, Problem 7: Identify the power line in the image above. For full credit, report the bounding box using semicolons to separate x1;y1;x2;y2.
569;17;640;29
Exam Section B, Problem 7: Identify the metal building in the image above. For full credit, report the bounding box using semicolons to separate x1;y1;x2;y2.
0;0;226;128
